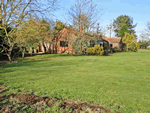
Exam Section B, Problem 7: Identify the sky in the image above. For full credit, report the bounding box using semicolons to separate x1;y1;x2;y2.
53;0;150;40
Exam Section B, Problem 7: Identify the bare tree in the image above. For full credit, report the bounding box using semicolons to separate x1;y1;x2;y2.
68;0;103;33
139;32;149;42
0;0;59;61
145;22;150;38
107;20;116;38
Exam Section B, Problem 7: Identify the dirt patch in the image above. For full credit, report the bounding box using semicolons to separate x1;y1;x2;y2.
0;85;121;113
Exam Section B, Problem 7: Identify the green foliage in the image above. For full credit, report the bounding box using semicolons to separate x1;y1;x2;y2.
122;32;139;52
0;27;12;53
123;46;127;52
128;42;139;52
139;41;150;49
72;37;90;55
69;34;102;55
15;19;51;56
113;15;137;36
86;47;93;55
118;24;130;38
92;45;104;56
113;47;119;52
86;45;104;56
53;21;66;35
100;46;104;56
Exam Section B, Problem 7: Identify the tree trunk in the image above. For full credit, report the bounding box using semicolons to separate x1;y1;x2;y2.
7;47;13;62
22;48;25;58
43;44;46;53
127;44;128;51
7;54;11;62
29;47;32;55
22;52;24;58
34;49;37;53
110;29;111;38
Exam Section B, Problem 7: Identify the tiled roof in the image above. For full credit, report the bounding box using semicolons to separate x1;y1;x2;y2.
102;36;109;42
56;28;114;42
107;37;121;43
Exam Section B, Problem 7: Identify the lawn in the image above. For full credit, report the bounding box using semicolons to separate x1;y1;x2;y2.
1;49;150;112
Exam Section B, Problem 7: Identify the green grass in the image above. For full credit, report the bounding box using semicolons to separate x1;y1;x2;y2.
1;49;150;112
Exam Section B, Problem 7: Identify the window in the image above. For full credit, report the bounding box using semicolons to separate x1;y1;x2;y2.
60;41;68;47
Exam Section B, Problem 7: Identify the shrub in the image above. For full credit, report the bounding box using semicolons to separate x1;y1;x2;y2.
123;47;127;51
113;47;119;52
92;45;99;55
100;46;104;56
129;42;139;52
113;47;122;53
135;42;140;49
92;45;104;56
71;37;90;55
86;47;93;55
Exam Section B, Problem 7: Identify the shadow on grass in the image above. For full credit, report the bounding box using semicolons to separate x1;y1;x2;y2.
0;60;54;75
1;52;111;62
0;58;69;72
46;53;111;57
0;52;111;69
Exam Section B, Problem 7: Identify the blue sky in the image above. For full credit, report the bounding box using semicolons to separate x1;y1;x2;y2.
53;0;150;40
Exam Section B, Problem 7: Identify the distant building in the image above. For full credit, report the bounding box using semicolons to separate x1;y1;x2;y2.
36;28;123;54
107;37;123;51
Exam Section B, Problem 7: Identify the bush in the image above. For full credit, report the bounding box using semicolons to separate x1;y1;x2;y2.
129;42;139;52
100;46;104;56
92;45;104;56
113;47;119;52
72;37;91;55
86;47;93;55
123;46;127;52
123;42;139;52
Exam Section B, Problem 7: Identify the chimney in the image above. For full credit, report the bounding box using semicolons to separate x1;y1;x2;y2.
79;22;82;32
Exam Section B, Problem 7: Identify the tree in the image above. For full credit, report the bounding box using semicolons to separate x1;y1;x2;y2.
15;19;40;57
0;26;11;52
138;22;150;49
53;21;66;35
145;22;150;42
38;19;51;53
97;23;101;34
0;0;58;61
122;33;136;51
107;24;115;38
16;19;51;58
67;32;90;55
146;22;150;36
113;15;137;36
118;24;130;38
138;33;150;49
68;0;102;33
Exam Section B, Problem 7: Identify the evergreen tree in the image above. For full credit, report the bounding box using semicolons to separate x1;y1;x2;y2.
53;21;66;35
113;15;137;36
118;24;130;38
